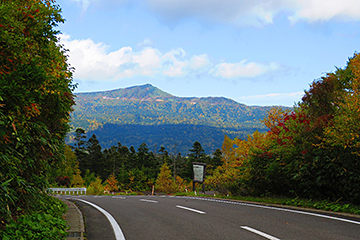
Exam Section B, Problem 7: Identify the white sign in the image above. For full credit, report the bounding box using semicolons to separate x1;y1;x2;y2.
193;164;205;182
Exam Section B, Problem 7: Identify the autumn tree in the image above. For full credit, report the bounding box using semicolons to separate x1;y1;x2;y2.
105;174;119;192
324;53;360;152
155;163;175;193
0;0;75;225
222;53;360;203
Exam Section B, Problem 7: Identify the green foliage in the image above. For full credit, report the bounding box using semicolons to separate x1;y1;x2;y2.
83;169;96;187
218;53;360;205
87;177;104;195
0;196;68;240
0;0;75;226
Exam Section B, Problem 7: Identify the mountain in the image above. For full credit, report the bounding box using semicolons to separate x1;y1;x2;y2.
68;84;276;154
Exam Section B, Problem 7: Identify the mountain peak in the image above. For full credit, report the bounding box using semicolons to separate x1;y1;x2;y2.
124;84;173;99
76;84;173;100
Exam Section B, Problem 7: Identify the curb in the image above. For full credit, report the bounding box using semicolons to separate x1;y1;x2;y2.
61;199;85;240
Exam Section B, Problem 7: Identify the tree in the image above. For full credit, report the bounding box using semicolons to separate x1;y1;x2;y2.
86;134;104;178
324;53;360;153
189;141;205;159
74;128;87;150
0;0;75;225
87;177;104;195
155;163;175;193
52;144;79;183
105;174;119;192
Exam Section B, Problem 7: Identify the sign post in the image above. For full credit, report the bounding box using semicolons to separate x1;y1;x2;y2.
192;162;206;194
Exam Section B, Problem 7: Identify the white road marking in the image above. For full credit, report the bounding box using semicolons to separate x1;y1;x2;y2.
241;226;281;240
139;199;158;203
177;196;360;225
76;199;126;240
176;205;206;214
112;196;126;199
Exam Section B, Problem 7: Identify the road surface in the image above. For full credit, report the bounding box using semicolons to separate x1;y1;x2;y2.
67;195;360;240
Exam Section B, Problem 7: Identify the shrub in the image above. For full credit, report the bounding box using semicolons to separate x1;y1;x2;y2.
87;177;104;195
0;196;68;240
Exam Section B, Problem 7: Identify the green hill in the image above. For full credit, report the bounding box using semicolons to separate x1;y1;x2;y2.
68;84;278;154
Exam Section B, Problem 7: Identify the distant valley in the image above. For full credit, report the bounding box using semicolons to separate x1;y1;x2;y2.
68;84;278;154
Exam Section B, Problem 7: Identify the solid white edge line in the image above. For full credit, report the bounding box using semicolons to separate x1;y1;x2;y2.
75;199;126;240
241;226;281;240
177;196;360;225
176;205;206;214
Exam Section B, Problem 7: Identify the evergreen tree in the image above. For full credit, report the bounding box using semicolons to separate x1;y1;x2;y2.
188;141;205;159
86;134;104;178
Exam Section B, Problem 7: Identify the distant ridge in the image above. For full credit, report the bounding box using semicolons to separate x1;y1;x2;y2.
69;84;278;154
77;84;173;100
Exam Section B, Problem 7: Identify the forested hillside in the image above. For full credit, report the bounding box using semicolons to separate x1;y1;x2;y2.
68;84;275;154
87;123;260;154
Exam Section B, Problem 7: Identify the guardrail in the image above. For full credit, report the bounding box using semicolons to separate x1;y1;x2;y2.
49;187;87;195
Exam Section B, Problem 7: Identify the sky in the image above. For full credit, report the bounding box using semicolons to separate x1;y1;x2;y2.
57;0;360;106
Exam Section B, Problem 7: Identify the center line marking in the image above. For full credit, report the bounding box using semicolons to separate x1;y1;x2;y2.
241;226;281;240
139;199;158;203
176;205;206;214
112;196;126;199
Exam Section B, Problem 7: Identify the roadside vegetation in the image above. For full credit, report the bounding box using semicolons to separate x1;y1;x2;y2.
0;0;75;239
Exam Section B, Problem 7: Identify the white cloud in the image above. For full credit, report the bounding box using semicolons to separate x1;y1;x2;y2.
212;60;279;78
60;35;211;80
70;0;92;12
60;34;278;81
189;54;211;70
288;0;360;23
147;0;280;26
238;91;303;106
146;0;360;26
137;38;154;48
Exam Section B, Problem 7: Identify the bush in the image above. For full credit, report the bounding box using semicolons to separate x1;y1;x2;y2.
0;196;68;240
55;176;71;187
87;177;104;195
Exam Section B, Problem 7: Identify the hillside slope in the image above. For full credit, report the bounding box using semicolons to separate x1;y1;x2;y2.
68;84;276;154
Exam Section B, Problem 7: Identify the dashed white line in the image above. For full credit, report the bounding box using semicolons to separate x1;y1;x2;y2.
241;226;281;240
76;199;126;240
176;205;206;214
139;199;158;203
112;196;126;199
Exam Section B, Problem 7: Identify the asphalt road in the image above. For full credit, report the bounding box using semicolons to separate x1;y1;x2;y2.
69;195;360;240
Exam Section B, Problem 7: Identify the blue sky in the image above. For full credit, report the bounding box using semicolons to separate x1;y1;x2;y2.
57;0;360;106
